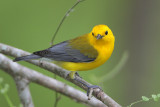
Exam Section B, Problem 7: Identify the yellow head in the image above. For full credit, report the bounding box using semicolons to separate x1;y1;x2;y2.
89;24;115;44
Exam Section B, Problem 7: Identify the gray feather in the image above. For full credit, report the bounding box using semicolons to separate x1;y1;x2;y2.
13;54;41;62
33;41;96;62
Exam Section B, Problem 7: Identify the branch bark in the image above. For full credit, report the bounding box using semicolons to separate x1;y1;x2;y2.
14;76;34;107
0;43;121;107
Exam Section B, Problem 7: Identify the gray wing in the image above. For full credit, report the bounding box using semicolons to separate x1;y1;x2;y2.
33;41;96;62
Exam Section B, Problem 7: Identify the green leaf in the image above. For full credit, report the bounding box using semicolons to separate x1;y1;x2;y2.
142;96;149;101
157;94;160;98
152;94;159;101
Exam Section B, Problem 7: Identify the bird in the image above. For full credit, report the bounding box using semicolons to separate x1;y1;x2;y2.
13;24;115;95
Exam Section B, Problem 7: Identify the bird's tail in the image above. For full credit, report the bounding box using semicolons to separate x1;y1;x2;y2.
13;54;41;62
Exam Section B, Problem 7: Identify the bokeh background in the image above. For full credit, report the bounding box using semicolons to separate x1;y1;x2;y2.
1;0;160;107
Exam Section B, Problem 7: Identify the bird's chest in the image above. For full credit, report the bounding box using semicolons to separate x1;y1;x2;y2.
94;44;114;65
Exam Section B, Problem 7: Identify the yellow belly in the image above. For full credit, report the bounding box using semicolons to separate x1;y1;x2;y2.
58;44;114;71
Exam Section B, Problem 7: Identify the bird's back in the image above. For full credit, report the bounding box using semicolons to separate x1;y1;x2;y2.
33;34;98;63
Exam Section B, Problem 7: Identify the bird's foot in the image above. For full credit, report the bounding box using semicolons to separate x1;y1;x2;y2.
75;72;82;78
86;85;101;97
74;77;102;99
67;71;82;79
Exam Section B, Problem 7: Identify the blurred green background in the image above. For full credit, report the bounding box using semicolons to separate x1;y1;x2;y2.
1;0;160;107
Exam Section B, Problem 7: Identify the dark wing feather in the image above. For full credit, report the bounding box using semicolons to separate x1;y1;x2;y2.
33;37;98;62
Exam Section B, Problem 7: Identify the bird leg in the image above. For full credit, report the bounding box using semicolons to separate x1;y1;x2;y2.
68;71;101;97
74;76;101;97
75;72;82;78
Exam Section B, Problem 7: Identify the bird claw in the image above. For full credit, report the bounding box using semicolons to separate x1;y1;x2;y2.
74;77;102;98
86;85;101;97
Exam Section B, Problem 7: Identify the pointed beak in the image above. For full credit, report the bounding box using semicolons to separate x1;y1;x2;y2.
96;34;103;39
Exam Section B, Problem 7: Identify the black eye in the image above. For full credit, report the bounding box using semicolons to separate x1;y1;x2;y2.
105;31;108;35
92;32;94;36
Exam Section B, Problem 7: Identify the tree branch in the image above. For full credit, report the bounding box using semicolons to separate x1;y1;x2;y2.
0;43;121;107
0;53;106;107
14;76;34;107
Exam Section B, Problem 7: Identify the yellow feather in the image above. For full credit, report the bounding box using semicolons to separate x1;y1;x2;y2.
68;34;98;59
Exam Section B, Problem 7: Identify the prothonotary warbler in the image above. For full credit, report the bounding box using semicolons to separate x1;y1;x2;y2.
13;24;115;95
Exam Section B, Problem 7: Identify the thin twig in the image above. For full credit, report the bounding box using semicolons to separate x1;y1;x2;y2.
54;92;61;107
50;0;86;45
54;74;61;107
0;84;14;107
52;1;86;105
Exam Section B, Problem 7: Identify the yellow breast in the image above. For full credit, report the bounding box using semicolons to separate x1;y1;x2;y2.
60;37;115;71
